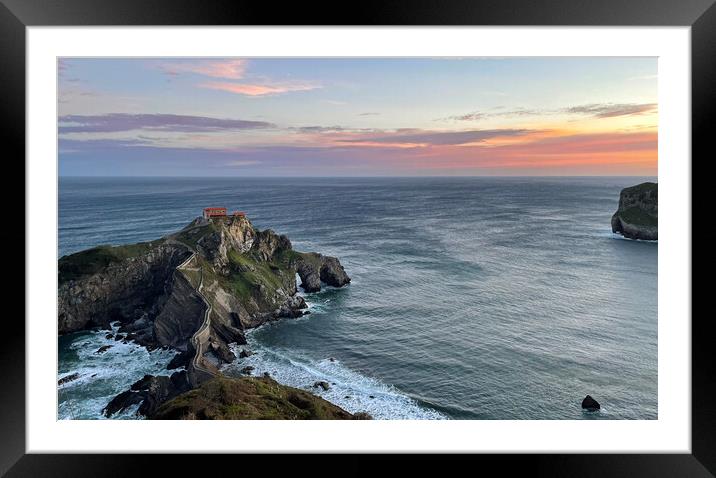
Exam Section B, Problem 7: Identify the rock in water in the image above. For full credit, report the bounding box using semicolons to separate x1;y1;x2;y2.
58;372;80;386
611;182;657;240
582;395;600;411
313;380;330;391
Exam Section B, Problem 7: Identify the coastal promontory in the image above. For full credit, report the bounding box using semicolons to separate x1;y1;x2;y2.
611;182;658;241
58;211;353;418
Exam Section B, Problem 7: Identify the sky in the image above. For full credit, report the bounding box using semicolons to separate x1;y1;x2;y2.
58;57;657;177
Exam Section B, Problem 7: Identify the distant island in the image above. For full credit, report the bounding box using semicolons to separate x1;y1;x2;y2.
57;209;367;419
611;182;658;241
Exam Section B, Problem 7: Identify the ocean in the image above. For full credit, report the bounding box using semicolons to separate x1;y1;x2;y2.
58;176;657;420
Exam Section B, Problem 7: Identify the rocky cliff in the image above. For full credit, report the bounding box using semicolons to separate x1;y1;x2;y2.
59;214;352;418
611;182;658;240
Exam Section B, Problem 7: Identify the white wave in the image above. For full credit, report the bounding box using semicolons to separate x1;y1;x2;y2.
58;323;178;420
222;330;446;420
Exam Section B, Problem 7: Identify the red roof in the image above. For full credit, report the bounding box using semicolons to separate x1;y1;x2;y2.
204;207;226;211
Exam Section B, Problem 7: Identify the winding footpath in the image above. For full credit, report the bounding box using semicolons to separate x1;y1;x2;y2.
176;249;217;386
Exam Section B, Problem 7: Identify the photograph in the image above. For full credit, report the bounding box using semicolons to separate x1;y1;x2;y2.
56;56;658;421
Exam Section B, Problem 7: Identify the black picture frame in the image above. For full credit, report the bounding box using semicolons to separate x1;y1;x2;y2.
2;0;713;474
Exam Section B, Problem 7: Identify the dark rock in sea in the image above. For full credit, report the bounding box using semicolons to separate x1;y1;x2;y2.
105;333;114;340
581;395;601;411
103;390;145;417
296;261;322;292
313;380;330;391
239;349;254;359
104;371;191;418
240;366;255;375
369;395;375;399
611;182;658;240
209;340;235;363
329;357;336;362
95;345;113;354
58;372;80;386
167;349;192;370
263;372;271;378
319;256;351;287
114;334;124;341
296;253;351;292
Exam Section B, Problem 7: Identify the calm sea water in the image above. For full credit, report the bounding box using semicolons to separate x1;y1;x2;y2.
58;177;657;420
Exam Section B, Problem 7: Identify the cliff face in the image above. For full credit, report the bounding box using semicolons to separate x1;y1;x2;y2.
611;182;658;241
58;214;350;360
58;243;191;336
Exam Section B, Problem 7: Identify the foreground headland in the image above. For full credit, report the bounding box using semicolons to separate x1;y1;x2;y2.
57;210;364;419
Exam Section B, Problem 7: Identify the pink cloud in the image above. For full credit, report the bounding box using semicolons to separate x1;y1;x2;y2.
199;80;321;97
159;59;248;79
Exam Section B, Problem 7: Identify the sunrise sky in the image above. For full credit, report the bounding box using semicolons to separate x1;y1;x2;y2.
58;57;657;176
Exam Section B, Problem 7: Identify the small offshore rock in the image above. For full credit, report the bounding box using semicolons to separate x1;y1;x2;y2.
239;349;254;359
581;395;601;411
95;345;113;354
105;333;114;340
240;366;255;375
58;372;80;386
313;381;330;391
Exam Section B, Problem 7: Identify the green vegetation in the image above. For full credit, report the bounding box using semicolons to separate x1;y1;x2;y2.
175;224;215;249
150;376;355;420
58;240;162;284
618;206;657;227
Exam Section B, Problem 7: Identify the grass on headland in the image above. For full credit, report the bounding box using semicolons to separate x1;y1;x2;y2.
150;375;355;420
58;240;163;284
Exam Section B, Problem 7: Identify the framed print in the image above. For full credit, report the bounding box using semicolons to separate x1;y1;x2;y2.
3;0;714;474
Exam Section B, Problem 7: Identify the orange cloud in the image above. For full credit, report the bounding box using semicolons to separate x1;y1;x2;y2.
199;80;321;96
159;59;248;79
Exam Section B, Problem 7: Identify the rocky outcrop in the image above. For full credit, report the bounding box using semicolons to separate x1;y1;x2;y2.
197;214;257;274
60;213;351;418
152;271;206;350
296;253;351;292
581;395;600;411
58;372;80;386
611;182;658;240
103;371;192;418
58;243;191;334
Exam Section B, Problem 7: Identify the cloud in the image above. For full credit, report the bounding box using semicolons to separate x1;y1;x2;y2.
358;112;380;116
339;128;530;146
199;80;321;97
227;160;261;167
158;59;248;79
441;103;657;122
563;103;657;118
58;113;275;134
59;130;657;177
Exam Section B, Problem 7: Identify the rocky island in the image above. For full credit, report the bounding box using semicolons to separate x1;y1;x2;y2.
611;182;658;241
58;211;362;419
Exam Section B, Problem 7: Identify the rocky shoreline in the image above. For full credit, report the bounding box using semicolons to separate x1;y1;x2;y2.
58;214;360;419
